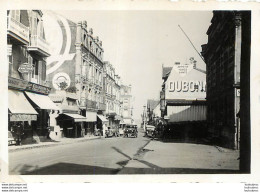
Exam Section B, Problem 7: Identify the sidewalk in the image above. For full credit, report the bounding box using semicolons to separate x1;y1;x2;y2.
9;136;101;153
143;140;240;170
119;140;240;174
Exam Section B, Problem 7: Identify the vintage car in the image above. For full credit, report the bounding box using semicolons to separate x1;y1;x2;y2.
123;124;138;138
105;127;119;138
8;131;16;146
145;125;156;138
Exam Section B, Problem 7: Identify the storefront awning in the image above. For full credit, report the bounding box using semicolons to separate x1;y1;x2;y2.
25;91;60;110
8;90;38;121
97;115;108;122
86;111;97;122
9;90;38;114
63;113;87;122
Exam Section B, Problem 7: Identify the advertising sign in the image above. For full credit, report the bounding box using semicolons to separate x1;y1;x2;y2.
18;63;34;73
26;82;51;95
165;61;206;100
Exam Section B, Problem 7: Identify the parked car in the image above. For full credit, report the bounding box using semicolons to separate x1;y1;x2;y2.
105;127;119;138
146;125;156;138
123;124;138;138
8;131;16;146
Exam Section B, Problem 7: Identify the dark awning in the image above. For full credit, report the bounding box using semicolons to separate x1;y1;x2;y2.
97;115;108;122
63;113;87;122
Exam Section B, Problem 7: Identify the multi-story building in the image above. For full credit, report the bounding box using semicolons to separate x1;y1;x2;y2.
201;11;249;149
75;22;106;136
7;10;59;144
42;12;106;137
120;84;133;125
104;61;119;128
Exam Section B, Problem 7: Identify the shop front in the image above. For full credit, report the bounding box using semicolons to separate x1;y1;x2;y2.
56;113;86;138
8;89;38;145
24;91;61;141
97;114;108;136
85;111;97;136
114;115;122;131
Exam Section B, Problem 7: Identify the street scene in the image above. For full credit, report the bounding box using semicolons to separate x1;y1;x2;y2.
7;10;251;174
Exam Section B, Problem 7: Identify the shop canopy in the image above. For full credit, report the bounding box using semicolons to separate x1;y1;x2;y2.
25;91;60;110
8;90;38;121
97;115;108;122
63;113;87;122
85;111;97;122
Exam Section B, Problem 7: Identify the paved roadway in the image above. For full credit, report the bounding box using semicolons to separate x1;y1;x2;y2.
9;129;239;175
9;132;150;175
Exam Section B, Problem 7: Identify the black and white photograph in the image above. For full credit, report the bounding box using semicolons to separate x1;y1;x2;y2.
4;9;252;176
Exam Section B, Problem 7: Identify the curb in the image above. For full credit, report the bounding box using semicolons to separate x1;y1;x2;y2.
9;136;101;153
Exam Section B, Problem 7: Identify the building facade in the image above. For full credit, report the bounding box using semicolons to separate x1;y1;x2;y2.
7;10;59;144
75;22;106;136
146;99;160;125
201;11;244;149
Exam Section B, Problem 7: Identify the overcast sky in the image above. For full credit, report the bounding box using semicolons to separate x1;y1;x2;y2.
55;10;213;120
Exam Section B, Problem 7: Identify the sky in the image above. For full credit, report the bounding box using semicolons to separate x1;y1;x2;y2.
55;10;213;120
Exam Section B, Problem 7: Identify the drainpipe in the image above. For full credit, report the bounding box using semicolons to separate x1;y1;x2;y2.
233;12;242;150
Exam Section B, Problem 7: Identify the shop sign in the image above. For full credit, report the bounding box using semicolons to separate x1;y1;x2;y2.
8;77;28;90
10;114;37;121
18;63;34;73
236;89;240;97
7;44;12;56
26;82;51;95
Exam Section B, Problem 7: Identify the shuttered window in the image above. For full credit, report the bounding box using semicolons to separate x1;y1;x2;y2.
42;60;46;81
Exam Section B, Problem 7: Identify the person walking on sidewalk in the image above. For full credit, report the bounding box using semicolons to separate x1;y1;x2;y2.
13;122;24;146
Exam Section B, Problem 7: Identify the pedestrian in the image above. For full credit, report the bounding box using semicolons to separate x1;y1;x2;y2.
102;123;107;137
15;122;24;146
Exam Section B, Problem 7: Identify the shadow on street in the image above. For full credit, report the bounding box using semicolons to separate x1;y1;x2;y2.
12;162;121;175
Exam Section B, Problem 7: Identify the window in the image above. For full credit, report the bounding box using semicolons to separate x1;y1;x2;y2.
11;10;20;21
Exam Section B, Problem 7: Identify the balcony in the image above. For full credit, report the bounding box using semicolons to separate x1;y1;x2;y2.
7;16;29;45
28;35;50;57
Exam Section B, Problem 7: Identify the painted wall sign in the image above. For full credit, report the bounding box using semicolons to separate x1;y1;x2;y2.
165;61;206;100
18;63;34;73
8;77;28;90
42;11;77;93
26;82;51;95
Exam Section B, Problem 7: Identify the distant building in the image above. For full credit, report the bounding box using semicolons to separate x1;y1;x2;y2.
120;84;133;125
201;11;246;149
146;99;160;125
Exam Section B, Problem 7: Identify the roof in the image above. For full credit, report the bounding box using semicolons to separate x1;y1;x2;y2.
162;67;173;79
147;99;160;111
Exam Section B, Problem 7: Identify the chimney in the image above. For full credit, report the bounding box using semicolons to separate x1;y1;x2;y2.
89;28;93;35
